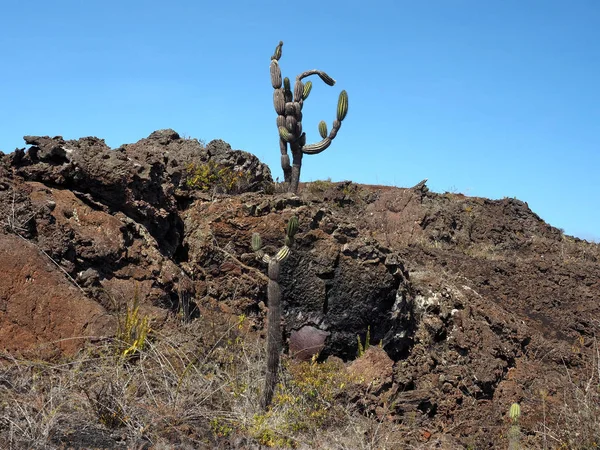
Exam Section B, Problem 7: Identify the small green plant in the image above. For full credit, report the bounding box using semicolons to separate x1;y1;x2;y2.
115;287;151;359
210;417;234;438
249;412;296;448
357;325;372;357
508;402;521;450
185;161;249;194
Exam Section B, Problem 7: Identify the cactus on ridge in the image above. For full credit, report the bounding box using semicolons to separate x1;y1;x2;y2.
270;41;349;193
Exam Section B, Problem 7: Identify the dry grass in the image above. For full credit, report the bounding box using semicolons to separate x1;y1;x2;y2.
2;305;598;449
538;338;600;449
0;310;410;449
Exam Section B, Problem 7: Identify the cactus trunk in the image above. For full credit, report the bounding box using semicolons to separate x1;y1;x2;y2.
260;260;282;409
290;143;303;194
252;217;299;409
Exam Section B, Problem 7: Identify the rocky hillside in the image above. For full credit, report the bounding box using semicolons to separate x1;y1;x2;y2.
0;129;598;448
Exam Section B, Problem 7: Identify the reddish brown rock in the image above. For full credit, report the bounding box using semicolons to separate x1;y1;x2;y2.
0;234;113;358
348;346;394;389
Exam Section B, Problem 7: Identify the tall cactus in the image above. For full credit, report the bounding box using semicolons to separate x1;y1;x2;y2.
252;216;299;408
270;41;349;194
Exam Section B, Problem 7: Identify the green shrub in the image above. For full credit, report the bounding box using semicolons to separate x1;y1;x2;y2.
248;356;359;447
307;178;335;194
185;161;250;194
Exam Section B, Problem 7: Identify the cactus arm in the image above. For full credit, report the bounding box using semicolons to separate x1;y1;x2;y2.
275;246;290;262
337;90;348;121
293;79;304;102
301;90;348;155
283;77;293;102
270;60;282;89
271;41;283;61
302;138;332;155
271;41;292;185
318;121;328;139
273;89;285;115
296;70;336;86
302;81;312;100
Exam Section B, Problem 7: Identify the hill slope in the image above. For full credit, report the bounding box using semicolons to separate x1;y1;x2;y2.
1;130;598;448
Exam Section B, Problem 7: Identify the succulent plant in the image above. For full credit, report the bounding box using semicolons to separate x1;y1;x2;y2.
252;216;299;408
509;403;521;422
270;41;349;193
508;402;522;450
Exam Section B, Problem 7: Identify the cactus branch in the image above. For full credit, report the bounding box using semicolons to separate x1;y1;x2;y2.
337;90;349;121
302;81;313;100
297;70;336;86
302;138;333;155
270;60;282;89
318;121;328;139
271;41;283;61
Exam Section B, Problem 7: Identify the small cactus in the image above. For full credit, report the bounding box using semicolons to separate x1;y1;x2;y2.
509;402;521;422
318;121;328;139
253;216;299;409
508;402;521;450
270;41;349;193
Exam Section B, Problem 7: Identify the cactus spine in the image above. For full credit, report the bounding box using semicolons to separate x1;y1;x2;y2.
252;216;299;409
270;41;349;193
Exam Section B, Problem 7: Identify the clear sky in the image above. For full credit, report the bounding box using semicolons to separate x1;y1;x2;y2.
1;1;598;241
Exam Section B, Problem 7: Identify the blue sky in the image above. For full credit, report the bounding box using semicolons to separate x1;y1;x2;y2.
1;1;598;241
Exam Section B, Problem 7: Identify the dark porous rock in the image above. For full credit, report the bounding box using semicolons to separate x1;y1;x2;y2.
183;196;414;362
6;130;272;256
205;139;273;192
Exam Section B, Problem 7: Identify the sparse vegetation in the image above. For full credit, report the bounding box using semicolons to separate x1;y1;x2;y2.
307;178;336;194
114;286;151;359
0;313;408;449
185;160;250;194
357;325;372;358
247;355;359;447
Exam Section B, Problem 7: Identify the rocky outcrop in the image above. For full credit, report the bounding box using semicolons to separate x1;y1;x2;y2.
1;130;412;361
8;130;272;256
181;193;412;361
0;130;273;357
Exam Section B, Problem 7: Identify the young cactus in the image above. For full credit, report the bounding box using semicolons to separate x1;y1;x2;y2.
508;402;521;450
252;216;299;408
270;41;349;193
